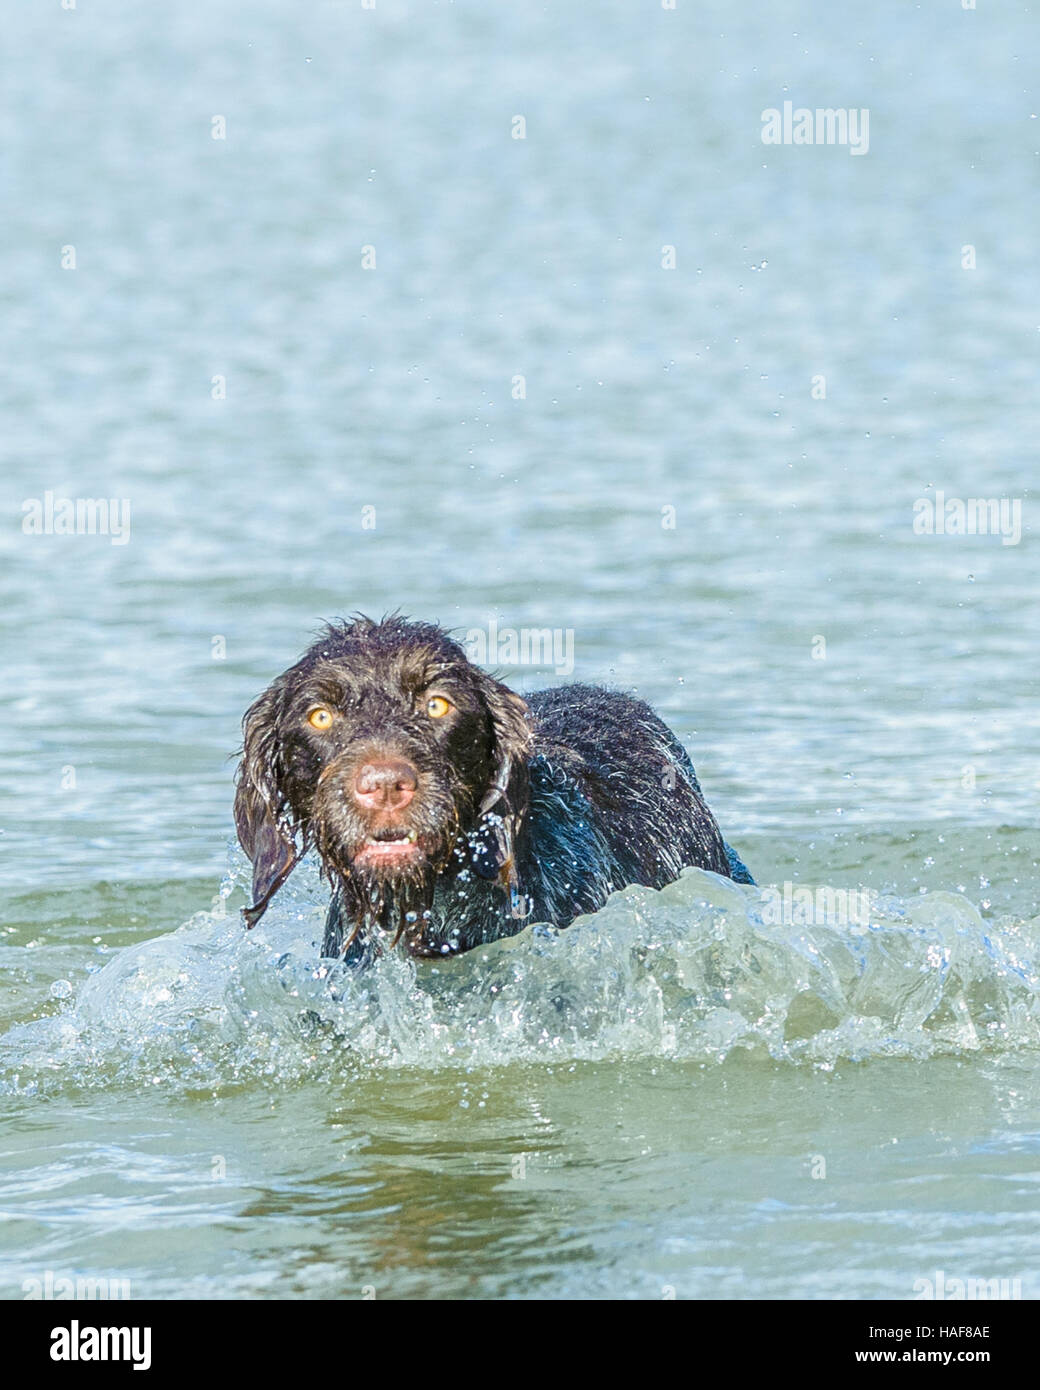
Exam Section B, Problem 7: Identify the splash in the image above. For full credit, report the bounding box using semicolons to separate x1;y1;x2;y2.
3;851;1040;1093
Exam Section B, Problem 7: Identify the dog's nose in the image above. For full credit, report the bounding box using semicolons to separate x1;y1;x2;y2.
353;759;418;812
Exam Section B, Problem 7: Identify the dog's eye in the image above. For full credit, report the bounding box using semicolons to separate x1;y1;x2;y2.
426;696;453;719
306;706;335;731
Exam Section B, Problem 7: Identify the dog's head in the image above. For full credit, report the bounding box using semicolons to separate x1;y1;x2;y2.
234;615;532;950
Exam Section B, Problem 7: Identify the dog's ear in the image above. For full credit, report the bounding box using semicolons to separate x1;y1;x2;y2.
477;677;533;818
234;681;302;928
471;676;533;917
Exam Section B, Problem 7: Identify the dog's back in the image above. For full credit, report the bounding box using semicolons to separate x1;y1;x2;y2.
516;685;744;928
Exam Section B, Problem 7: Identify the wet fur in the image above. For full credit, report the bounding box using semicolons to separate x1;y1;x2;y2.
234;616;752;963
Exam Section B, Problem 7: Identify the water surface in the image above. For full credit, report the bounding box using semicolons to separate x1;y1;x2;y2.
1;0;1038;1301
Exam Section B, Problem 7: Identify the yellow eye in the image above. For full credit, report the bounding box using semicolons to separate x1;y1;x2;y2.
426;696;452;719
307;706;335;731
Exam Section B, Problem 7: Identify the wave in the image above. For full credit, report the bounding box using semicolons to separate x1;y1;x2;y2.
3;852;1040;1093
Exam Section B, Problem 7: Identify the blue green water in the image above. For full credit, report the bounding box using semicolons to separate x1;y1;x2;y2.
1;0;1038;1300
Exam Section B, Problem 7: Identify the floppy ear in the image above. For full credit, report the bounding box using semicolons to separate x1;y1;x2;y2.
234;681;302;928
471;675;533;917
477;676;533;818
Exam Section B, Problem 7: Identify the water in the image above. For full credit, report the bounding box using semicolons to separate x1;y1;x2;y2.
1;0;1038;1300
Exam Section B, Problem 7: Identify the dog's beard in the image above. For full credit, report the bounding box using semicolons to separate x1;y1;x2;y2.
306;758;478;952
313;810;462;953
335;858;438;946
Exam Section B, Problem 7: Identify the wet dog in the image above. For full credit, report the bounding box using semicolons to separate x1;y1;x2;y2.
234;615;752;962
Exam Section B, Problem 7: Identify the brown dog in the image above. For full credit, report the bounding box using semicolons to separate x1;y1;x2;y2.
234;615;752;963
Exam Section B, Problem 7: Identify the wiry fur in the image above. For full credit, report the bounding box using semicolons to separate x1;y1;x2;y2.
234;615;752;963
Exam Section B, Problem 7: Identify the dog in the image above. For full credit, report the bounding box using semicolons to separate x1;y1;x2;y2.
234;615;753;963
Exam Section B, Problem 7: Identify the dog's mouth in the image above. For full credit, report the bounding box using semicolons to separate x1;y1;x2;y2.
352;826;426;868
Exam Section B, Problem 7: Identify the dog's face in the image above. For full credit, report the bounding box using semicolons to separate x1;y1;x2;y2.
234;617;531;951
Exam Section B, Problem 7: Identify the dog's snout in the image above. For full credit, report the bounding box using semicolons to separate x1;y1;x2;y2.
353;759;418;813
